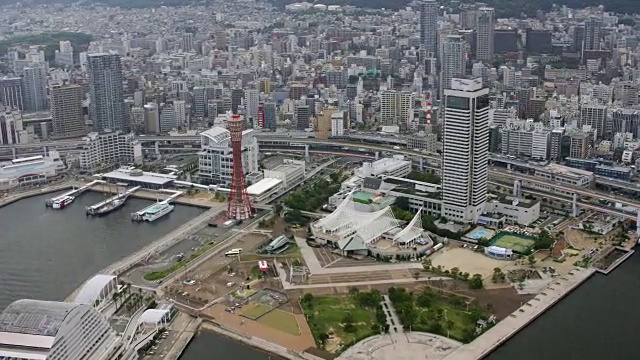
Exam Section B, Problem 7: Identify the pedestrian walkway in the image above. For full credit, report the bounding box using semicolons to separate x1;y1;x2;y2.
293;236;424;275
381;295;403;334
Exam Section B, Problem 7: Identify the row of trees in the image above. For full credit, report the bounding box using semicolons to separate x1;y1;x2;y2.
407;170;441;185
423;259;484;289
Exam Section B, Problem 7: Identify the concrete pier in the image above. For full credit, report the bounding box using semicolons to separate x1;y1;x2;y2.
164;317;202;360
442;268;595;360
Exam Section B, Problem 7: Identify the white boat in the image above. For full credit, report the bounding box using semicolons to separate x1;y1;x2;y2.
142;202;174;222
52;196;75;209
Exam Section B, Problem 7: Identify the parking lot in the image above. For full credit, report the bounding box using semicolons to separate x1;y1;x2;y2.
164;232;270;304
142;313;192;359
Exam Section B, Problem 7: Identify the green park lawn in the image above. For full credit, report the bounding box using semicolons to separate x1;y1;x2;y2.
301;295;378;352
257;309;301;335
389;287;490;343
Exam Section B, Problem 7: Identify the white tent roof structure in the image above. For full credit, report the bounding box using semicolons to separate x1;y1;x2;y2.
393;208;424;245
314;192;400;244
138;309;169;326
73;274;116;305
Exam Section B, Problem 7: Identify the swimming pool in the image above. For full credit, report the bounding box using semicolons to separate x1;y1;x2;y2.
467;228;491;239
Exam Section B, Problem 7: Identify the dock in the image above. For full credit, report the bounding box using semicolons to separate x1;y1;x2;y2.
131;189;183;221
86;186;141;215
45;179;105;207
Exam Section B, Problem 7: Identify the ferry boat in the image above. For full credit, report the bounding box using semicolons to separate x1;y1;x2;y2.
142;202;174;222
52;196;75;209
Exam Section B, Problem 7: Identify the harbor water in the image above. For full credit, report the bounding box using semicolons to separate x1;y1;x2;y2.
0;190;205;309
3;191;640;359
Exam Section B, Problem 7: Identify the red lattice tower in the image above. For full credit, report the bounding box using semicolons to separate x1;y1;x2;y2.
226;114;254;220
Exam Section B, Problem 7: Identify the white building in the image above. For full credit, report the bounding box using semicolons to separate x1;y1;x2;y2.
78;132;142;172
442;77;489;223
244;89;259;124
355;157;411;179
482;196;541;226
0;151;65;190
198;126;259;186
331;112;344;137
263;159;305;189
0;299;119;360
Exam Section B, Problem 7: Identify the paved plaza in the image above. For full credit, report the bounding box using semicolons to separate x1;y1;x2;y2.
337;332;462;360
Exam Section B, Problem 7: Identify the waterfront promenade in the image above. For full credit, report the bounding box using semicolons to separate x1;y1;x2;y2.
442;268;595;360
0;181;72;207
66;206;222;301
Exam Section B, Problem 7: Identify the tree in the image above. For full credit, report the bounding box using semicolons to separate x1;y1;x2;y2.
274;203;283;216
527;255;537;267
450;267;460;278
301;293;314;306
318;333;329;347
342;312;356;333
422;258;433;271
469;274;484;289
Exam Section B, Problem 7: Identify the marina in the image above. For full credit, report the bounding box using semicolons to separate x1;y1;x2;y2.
45;179;105;208
131;189;183;222
86;185;142;215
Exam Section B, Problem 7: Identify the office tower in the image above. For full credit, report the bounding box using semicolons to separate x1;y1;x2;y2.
231;89;244;114
244;89;259;121
525;29;552;54
476;7;495;61
144;102;160;134
160;105;177;132
440;35;467;97
0;77;24;110
22;65;48;112
493;28;517;54
294;104;310;130
87;53;127;133
579;103;607;137
583;18;602;51
51;84;85;138
441;77;489;223
182;33;195;52
264;102;277;131
419;0;439;57
174;100;187;128
59;40;73;54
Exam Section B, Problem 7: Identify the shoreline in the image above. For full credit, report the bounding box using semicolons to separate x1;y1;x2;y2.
442;268;596;360
199;321;322;360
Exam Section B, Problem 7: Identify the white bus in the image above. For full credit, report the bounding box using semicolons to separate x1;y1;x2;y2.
225;248;243;257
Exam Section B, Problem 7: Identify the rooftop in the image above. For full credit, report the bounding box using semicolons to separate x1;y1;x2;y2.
247;178;282;196
0;300;78;338
73;274;116;305
101;168;176;186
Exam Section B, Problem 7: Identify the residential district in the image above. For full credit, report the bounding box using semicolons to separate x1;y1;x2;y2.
0;0;639;359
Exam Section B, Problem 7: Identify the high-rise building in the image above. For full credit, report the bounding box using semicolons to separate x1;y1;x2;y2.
174;100;187;128
22;64;48;112
0;77;24;111
182;33;195;52
525;29;552;54
244;89;259;122
159;105;176;132
419;0;439;57
583;18;602;52
263;102;277;131
294;104;310;130
87;53;127;133
476;7;495;61
579;103;607;137
51;84;85;138
440;35;467;97
441;77;489;223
